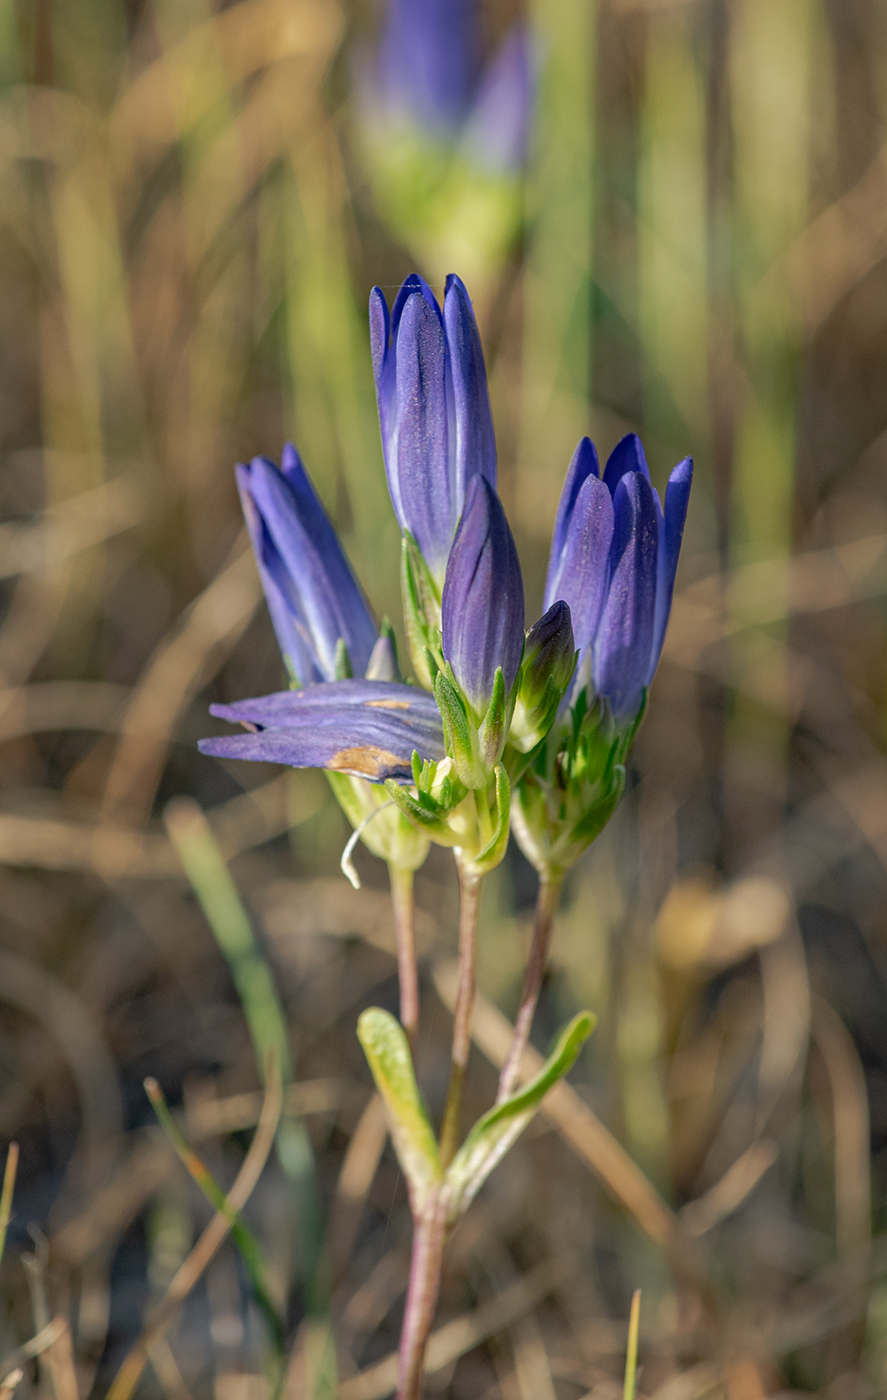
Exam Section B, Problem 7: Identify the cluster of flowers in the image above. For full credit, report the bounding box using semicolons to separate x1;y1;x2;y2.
200;274;692;887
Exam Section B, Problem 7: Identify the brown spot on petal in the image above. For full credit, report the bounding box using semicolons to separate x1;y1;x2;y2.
329;745;405;778
366;699;411;709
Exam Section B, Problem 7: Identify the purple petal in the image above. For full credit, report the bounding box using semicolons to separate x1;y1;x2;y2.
201;680;445;782
390;274;440;337
544;473;614;655
369;287;395;476
649;456;693;677
393;292;453;576
237;465;323;686
463;25;535;172
444;275;497;508
594;473;659;721
210;679;441;726
441;477;524;714
200;699;444;782
240;452;377;684
546;437;601;601
602;433;651;498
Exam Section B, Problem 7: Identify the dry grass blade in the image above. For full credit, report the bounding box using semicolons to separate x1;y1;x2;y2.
0;1369;23;1400
44;1318;79;1400
0;476;143;581
186;1078;345;1140
681;1140;778;1237
0;953;122;1192
52;1136;172;1269
328;1093;388;1285
0;682;131;741
0;1318;66;1383
100;540;261;825
811;996;871;1258
0;811;179;878
105;1056;282;1400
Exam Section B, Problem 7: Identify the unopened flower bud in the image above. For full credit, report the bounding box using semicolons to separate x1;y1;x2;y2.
509;601;576;753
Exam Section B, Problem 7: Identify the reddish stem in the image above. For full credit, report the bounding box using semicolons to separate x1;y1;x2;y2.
496;875;564;1102
438;862;481;1166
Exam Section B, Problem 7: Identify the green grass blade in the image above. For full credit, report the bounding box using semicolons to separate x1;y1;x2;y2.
164;797;325;1304
623;1289;641;1400
145;1078;285;1353
0;1143;19;1270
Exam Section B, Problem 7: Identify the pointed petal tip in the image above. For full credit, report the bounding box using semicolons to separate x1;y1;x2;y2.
670;455;693;484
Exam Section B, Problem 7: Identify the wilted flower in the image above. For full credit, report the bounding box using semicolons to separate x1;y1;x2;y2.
370;273;496;586
544;433;693;724
199;680;445;784
237;445;378;687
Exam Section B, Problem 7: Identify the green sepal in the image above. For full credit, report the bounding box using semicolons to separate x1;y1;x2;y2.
357;1008;442;1210
457;765;511;879
333;637;353;680
568;765;626;847
443;1011;595;1222
478;665;507;767
434;669;479;782
401;535;442;689
383;778;464;845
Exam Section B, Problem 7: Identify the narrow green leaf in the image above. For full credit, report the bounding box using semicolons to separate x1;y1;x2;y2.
444;1010;595;1221
145;1078;286;1352
357;1009;443;1207
623;1289;641;1400
0;1143;18;1271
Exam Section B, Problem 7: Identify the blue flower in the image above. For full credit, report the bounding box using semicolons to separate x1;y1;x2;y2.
544;434;692;723
236;444;378;686
441;476;524;717
199;680;445;784
370;273;496;586
374;0;533;171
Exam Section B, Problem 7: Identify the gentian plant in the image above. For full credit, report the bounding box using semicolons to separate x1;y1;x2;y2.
200;274;691;1400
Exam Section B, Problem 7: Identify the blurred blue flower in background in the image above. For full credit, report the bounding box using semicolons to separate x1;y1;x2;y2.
375;0;532;170
358;0;535;291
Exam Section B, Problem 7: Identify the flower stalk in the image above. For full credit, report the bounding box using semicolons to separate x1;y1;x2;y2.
390;863;420;1051
497;873;564;1103
439;862;482;1167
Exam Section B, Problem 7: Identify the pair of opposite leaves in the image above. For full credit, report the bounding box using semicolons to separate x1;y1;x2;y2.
357;1004;595;1222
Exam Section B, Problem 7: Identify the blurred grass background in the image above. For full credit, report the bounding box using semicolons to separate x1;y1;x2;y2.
1;0;887;1397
